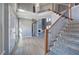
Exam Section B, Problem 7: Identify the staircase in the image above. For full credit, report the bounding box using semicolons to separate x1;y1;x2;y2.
48;20;79;55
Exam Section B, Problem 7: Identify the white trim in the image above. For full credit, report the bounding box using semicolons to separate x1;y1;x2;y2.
8;5;11;53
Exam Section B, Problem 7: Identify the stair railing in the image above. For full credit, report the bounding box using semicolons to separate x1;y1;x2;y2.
32;6;73;54
32;10;68;55
41;6;69;54
53;3;72;32
46;11;67;54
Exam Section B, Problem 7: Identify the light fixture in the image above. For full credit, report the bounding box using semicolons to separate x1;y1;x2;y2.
47;17;52;22
18;9;25;12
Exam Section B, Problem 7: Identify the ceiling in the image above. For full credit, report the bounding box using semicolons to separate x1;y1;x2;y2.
17;3;75;12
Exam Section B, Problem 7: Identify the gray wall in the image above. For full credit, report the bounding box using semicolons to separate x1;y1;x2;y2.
0;3;3;54
0;3;18;54
0;3;10;55
3;3;9;55
72;5;79;20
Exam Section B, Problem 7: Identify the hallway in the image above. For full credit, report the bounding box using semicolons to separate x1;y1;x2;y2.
0;3;79;55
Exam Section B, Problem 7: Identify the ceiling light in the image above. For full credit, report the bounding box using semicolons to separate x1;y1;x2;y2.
18;9;25;12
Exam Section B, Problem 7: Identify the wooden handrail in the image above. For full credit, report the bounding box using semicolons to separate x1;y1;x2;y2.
48;13;65;30
44;29;48;54
53;11;73;20
48;8;74;31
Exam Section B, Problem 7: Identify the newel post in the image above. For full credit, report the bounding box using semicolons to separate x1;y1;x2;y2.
67;3;72;32
44;29;48;54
